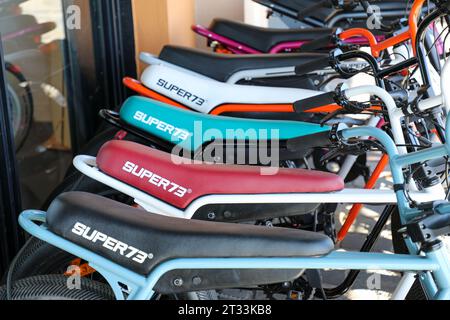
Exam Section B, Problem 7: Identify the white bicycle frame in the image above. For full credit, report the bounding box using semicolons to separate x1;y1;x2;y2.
139;54;323;114
138;45;417;114
140;52;334;85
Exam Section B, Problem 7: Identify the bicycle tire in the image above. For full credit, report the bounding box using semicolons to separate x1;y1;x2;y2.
0;275;114;300
6;63;34;152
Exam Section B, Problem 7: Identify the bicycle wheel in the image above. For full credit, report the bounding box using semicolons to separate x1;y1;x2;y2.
0;275;114;300
6;63;34;152
6;174;133;283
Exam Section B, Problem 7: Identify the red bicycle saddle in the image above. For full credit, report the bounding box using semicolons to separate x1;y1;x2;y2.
97;141;345;209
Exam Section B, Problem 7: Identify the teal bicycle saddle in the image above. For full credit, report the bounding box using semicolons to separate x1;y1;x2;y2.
119;96;330;152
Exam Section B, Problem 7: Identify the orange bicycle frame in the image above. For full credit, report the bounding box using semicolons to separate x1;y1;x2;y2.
339;0;426;57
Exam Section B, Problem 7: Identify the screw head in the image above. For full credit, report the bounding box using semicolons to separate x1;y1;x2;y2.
192;276;202;286
224;211;233;219
207;212;216;220
173;278;184;287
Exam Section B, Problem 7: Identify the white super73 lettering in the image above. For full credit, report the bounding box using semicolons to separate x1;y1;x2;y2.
122;161;189;198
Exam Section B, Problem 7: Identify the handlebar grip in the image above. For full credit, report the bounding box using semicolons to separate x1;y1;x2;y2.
286;131;332;154
293;92;336;113
294;56;330;76
298;34;334;53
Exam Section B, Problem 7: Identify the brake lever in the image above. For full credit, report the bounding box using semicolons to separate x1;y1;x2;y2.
408;85;431;115
320;147;343;163
320;142;364;163
320;84;370;125
320;139;386;163
320;109;343;126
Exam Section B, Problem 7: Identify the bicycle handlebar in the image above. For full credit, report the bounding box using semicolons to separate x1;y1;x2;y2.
341;54;450;168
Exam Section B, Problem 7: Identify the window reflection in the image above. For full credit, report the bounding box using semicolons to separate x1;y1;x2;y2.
1;0;70;209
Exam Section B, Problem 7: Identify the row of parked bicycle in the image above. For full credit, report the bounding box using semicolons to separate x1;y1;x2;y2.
2;0;450;300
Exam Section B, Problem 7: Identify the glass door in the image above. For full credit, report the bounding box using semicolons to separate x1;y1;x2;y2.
0;0;136;275
0;38;23;277
1;0;136;209
2;0;72;210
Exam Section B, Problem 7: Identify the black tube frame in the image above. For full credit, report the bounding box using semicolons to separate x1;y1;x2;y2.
62;0;136;154
0;38;24;277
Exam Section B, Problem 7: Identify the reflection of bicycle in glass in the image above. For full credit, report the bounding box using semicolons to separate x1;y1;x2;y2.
5;61;33;152
1;11;66;151
0;0;27;18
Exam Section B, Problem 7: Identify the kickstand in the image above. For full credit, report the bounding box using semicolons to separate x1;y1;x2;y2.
305;270;327;300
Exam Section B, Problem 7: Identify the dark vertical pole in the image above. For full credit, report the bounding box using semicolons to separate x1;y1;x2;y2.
0;36;24;276
62;0;98;154
62;0;136;154
90;0;137;111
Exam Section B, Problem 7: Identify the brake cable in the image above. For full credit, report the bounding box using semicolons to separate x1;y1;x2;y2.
319;84;383;126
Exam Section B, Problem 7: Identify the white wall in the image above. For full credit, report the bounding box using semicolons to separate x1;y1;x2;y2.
244;0;268;27
195;0;245;48
194;0;269;48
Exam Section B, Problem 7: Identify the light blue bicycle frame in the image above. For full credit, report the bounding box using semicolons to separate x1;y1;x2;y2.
19;115;450;300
